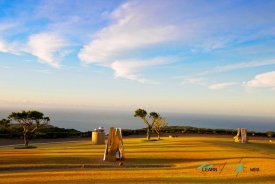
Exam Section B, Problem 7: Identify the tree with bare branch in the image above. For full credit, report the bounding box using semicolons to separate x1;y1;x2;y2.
152;117;168;140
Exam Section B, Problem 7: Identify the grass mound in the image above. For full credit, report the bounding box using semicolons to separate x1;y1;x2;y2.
14;145;37;149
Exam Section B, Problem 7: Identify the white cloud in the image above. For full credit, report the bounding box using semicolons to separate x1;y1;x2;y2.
208;82;236;90
111;57;170;83
78;17;177;64
0;39;7;52
78;1;178;82
79;24;176;64
245;71;275;90
26;33;68;68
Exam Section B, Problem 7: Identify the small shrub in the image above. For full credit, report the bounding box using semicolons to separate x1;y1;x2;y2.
266;131;274;138
214;129;226;134
205;129;213;134
227;130;237;135
197;128;206;134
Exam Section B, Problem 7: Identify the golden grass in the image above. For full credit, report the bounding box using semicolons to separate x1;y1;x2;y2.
0;136;275;183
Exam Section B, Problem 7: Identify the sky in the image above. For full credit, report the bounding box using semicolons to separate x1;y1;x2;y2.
0;0;275;117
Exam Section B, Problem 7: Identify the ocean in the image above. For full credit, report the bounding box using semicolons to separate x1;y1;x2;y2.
0;106;274;133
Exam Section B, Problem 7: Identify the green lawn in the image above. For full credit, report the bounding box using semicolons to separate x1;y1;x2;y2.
0;136;274;183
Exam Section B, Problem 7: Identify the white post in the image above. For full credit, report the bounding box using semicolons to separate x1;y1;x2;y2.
241;128;248;143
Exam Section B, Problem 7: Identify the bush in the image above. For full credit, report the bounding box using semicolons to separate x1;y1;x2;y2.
214;129;226;134
204;129;213;134
254;132;267;137
121;129;133;136
197;128;206;134
226;130;237;135
266;131;274;138
133;129;146;135
0;134;12;139
247;131;255;136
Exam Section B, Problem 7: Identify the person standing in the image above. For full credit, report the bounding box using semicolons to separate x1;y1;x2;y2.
116;148;121;161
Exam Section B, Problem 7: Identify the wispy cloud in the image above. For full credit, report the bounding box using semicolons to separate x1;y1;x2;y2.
208;82;236;90
0;23;17;32
177;58;275;80
200;59;275;76
26;33;68;68
0;39;20;54
30;70;52;74
0;65;10;69
111;57;171;83
181;77;237;91
180;78;206;86
244;71;275;90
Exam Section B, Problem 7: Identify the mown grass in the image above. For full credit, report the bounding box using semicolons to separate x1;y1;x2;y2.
0;136;275;183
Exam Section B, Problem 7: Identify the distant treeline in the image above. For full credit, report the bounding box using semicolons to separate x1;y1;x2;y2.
121;126;274;138
0;125;91;139
0;125;274;139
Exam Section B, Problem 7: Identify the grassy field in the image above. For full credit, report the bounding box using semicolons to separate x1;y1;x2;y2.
0;135;275;183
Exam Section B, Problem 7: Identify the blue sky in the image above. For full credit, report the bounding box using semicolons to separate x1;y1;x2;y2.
0;0;275;116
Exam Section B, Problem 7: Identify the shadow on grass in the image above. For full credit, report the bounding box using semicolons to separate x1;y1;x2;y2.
97;175;275;184
126;156;275;165
0;163;174;172
203;140;275;154
14;145;37;149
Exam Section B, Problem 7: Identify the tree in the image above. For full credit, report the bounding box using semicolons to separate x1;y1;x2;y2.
266;131;274;138
152;117;168;140
8;110;50;147
134;109;150;140
134;108;159;140
0;118;12;134
149;112;159;121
